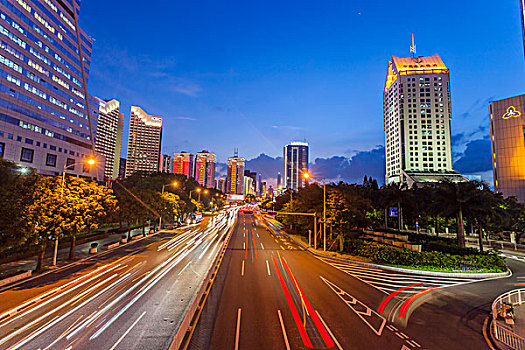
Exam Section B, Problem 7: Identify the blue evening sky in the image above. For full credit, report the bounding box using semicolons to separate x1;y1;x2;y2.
80;0;524;167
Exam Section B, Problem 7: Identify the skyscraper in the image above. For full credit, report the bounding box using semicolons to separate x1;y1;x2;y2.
244;169;256;195
125;106;162;177
173;152;194;178
383;49;461;185
194;150;216;188
226;156;245;194
283;141;309;191
489;94;525;202
277;172;282;188
521;0;525;58
0;0;101;179
94;98;123;180
159;154;172;173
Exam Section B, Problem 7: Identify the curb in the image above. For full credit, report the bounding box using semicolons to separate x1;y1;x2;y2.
0;226;188;293
271;223;510;279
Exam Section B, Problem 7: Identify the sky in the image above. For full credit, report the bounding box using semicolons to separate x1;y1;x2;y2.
79;0;525;185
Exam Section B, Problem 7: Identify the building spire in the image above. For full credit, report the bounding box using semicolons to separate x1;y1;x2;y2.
410;33;416;58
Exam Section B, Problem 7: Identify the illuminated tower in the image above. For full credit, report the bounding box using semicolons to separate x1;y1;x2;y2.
194;150;216;188
226;156;245;194
383;41;454;184
173;152;194;178
283;141;309;191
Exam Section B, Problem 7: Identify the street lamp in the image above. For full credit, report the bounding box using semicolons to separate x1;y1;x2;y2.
53;157;96;266
303;172;327;251
199;189;209;202
189;188;201;200
159;181;179;229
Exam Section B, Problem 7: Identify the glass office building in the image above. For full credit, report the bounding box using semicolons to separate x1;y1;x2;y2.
0;0;101;179
489;94;525;202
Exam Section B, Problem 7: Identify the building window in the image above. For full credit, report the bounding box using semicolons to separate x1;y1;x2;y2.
46;153;57;167
25;138;34;145
0;142;4;158
8;133;13;140
66;158;75;169
50;145;56;151
20;148;34;163
17;136;22;142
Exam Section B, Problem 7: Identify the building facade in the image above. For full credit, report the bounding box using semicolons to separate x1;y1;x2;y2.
0;0;102;179
159;154;172;173
244;169;256;196
489;94;525;201
118;157;126;179
173;152;194;178
217;177;226;193
383;54;454;184
226;156;245;194
94;97;123;180
521;0;525;58
283;141;309;191
194;150;216;188
125;106;162;177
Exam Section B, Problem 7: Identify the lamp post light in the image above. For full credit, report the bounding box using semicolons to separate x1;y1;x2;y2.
53;157;96;266
159;181;178;229
199;189;209;202
189;188;201;200
303;172;327;251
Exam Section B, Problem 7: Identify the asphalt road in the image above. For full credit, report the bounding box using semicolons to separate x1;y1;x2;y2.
0;210;237;350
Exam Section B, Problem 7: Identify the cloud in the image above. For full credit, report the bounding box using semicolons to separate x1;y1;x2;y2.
271;125;304;131
169;78;203;97
453;136;492;174
173;116;197;121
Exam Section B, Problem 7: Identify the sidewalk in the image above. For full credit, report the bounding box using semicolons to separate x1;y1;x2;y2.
0;228;146;278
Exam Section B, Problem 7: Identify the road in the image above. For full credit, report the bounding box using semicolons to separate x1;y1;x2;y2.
188;213;523;350
0;210;237;350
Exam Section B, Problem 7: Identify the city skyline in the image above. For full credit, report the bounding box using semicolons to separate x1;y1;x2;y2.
80;0;524;184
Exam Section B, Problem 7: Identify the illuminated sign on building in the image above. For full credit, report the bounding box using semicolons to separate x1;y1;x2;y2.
502;106;522;120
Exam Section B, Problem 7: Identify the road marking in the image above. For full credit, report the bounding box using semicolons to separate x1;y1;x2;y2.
315;310;343;350
266;260;271;276
398;287;439;318
241;260;245;276
483;316;496;350
252;229;258;259
109;311;146;350
261;243;265;250
257;233;259;238
235;308;242;350
178;261;191;275
277;310;291;350
243;242;245;249
321;276;386;336
377;282;423;313
406;339;421;348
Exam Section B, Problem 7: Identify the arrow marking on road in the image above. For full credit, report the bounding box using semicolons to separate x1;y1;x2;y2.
320;276;386;336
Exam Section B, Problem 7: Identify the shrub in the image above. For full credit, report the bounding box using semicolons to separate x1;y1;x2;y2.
344;239;506;273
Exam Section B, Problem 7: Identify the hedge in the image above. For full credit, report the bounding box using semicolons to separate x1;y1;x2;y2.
344;239;506;273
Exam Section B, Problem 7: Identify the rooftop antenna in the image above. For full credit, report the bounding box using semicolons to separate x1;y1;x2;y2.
410;33;416;58
234;148;238;157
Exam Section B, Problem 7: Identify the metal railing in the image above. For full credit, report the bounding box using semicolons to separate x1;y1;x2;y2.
492;289;525;350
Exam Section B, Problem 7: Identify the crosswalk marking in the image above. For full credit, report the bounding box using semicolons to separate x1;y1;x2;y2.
323;258;478;297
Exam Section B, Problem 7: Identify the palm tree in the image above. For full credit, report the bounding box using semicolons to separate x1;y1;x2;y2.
434;181;483;248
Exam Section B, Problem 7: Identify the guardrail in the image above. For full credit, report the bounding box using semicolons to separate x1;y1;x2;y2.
491;289;525;349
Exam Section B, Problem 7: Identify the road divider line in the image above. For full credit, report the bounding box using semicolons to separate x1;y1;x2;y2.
266;260;271;276
241;260;245;276
108;311;146;350
277;310;291;350
315;310;343;350
235;308;241;350
261;243;264;250
377;282;423;313
252;229;257;259
178;262;191;276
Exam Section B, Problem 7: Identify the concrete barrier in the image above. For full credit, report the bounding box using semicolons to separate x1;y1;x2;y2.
107;242;120;250
0;270;32;287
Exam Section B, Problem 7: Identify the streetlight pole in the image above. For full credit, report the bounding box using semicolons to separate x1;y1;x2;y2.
159;181;178;229
303;172;327;251
53;158;96;266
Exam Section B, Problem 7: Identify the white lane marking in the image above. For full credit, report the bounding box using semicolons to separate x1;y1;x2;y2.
315;310;343;350
256;233;259;238
266;260;271;276
277;310;291;350
235;308;242;350
241;260;245;276
261;243;265;250
178;261;191;276
407;339;420;347
243;242;245;250
108;311;146;350
320;276;386;336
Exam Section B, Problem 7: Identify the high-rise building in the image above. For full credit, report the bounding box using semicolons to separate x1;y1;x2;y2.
173;152;194;178
383;49;460;185
217;177;226;193
194;150;216;188
125;106;162;177
489;94;525;201
118;157;126;179
244;170;256;196
0;0;102;179
226;156;245;194
159;154;172;173
277;172;282;188
94;98;123;180
283;141;309;191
